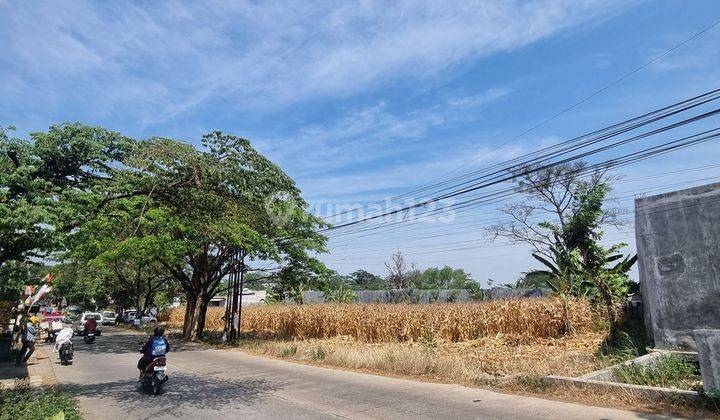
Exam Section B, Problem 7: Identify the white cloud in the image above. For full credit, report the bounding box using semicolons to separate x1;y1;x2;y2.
252;85;513;189
0;0;628;128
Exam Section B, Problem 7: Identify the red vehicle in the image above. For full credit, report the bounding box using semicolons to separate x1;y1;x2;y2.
39;307;64;323
141;357;168;395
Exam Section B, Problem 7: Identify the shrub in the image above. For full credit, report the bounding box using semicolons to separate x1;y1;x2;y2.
613;355;700;389
311;346;326;361
281;344;298;357
0;386;82;420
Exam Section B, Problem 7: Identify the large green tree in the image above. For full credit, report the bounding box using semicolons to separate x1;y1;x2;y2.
105;132;327;339
411;266;473;290
1;124;134;296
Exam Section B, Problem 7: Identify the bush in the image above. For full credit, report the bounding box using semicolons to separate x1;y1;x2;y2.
614;355;700;389
311;346;326;361
280;344;297;357
0;386;82;420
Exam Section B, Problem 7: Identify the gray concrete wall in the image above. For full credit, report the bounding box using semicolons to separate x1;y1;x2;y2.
693;329;720;391
635;182;720;349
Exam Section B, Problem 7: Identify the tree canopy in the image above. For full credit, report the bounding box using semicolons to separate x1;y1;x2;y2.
1;124;328;340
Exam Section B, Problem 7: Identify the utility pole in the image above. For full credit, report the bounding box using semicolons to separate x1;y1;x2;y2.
226;249;246;341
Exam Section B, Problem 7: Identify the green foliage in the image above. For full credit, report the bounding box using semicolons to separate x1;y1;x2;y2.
271;257;331;304
530;242;584;334
324;283;357;303
466;282;489;301
598;332;643;365
0;124;133;299
311;346;326;361
281;344;298;357
348;270;385;290
410;265;474;290
0;386;83;420
2;123;328;339
701;388;720;413
613;355;700;390
525;177;637;337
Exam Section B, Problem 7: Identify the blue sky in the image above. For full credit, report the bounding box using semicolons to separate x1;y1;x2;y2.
2;1;720;283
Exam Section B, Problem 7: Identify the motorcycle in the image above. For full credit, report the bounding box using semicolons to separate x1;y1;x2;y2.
140;356;168;395
84;330;96;344
54;328;74;365
59;341;74;365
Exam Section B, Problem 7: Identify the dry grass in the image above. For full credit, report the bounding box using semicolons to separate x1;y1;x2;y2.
162;297;594;342
222;336;715;417
230;333;606;378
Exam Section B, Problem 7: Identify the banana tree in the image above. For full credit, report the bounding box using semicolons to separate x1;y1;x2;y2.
577;244;637;341
530;242;583;335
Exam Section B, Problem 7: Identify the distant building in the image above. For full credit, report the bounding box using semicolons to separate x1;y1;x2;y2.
208;289;267;308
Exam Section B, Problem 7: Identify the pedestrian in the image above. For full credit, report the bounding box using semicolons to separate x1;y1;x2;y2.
16;316;39;366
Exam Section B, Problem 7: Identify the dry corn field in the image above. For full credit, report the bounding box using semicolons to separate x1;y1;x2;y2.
162;297;594;342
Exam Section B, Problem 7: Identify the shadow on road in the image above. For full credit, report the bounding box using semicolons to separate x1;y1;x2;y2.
69;330;201;355
60;370;284;414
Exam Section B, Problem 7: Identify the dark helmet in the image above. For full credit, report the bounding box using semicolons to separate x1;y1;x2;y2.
154;326;165;337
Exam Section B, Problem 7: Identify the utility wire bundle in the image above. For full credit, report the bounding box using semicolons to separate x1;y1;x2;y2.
322;88;720;238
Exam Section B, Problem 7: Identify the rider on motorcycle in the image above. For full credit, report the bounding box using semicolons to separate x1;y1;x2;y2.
138;326;170;378
85;316;98;336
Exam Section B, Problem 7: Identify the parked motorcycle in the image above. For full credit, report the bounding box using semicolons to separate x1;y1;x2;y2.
140;356;168;395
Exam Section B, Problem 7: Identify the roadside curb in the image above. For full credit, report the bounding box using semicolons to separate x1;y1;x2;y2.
545;375;702;402
0;342;56;389
33;343;58;387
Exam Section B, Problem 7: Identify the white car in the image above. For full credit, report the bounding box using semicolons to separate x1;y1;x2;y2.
73;312;103;335
101;311;117;325
123;310;157;325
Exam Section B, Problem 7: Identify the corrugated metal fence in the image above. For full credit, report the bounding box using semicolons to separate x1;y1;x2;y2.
298;287;545;304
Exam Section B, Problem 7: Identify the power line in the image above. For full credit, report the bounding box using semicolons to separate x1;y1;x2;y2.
322;125;720;249
326;173;720;258
323;88;720;230
324;107;720;232
322;19;720;220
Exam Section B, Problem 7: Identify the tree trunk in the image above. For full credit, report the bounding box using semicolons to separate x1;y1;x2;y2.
561;295;575;335
182;294;198;340
603;288;619;342
196;294;211;338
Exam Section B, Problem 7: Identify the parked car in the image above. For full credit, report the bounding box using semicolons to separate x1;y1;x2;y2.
72;312;103;336
123;310;157;325
63;306;83;323
101;311;117;326
121;309;136;324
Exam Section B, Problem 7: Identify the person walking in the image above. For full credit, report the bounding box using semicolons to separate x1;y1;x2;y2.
16;316;38;366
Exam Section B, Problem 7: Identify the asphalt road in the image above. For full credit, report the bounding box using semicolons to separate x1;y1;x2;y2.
41;328;667;420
